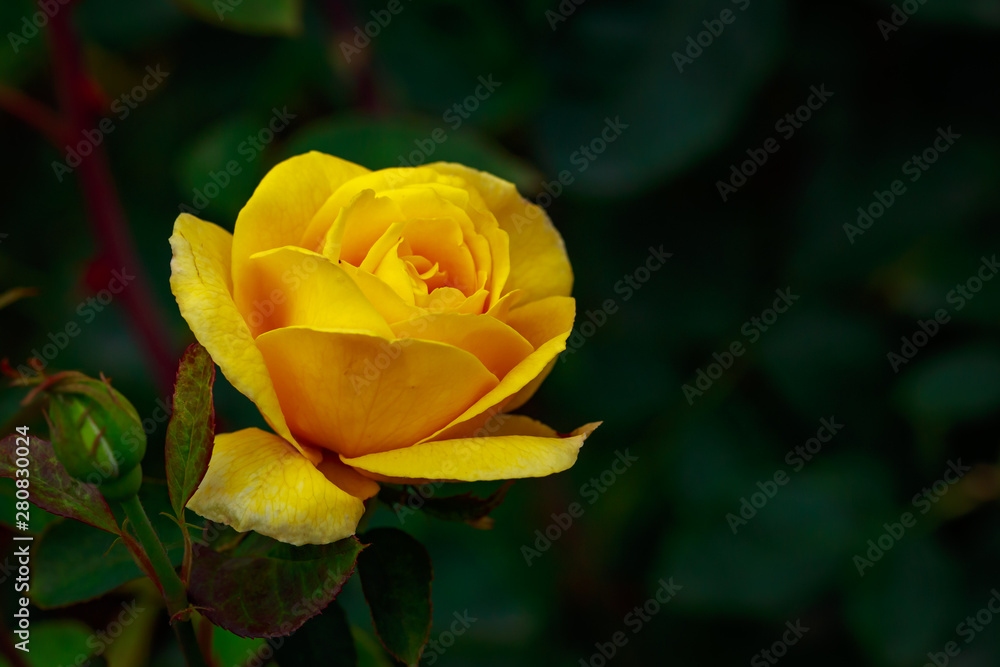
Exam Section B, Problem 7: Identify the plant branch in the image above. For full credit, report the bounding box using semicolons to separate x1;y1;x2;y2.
47;8;176;394
120;495;208;667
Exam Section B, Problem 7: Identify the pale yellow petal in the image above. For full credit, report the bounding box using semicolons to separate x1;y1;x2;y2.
188;429;365;546
343;418;600;481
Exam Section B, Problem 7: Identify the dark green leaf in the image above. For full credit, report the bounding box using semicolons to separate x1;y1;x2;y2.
189;536;363;638
17;620;107;667
0;476;61;534
844;538;963;666
33;518;142;608
165;342;216;518
276;602;356;667
33;482;186;608
378;481;514;529
0;436;118;534
894;345;1000;426
357;528;432;667
173;0;302;36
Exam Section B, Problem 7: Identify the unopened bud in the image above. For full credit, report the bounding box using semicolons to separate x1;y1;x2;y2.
43;372;146;497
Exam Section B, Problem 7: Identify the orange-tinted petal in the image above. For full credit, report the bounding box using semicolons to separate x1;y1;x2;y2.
254;326;498;458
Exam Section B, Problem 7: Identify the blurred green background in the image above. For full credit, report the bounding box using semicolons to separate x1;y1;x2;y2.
3;0;1000;665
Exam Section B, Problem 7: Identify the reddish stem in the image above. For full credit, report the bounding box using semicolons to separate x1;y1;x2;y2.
47;9;176;394
0;85;67;146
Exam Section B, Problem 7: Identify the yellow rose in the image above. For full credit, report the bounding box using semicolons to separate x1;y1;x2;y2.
169;152;599;545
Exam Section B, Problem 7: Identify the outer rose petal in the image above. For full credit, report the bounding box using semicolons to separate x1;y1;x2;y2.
427;162;573;302
342;418;600;481
188;429;365;546
390;313;534;379
501;295;575;412
420;296;576;441
168;214;318;464
232;152;369;302
254;326;499;457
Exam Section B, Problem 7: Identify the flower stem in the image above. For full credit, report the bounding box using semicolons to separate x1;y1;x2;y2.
120;494;208;667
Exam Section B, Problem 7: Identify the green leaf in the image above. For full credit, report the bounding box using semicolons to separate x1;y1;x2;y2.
165;342;216;518
173;0;302;36
844;538;963;666
352;626;394;667
378;481;514;529
276;602;357;667
33;483;186;608
357;528;433;667
32;518;142;608
211;627;266;667
0;477;61;534
189;536;364;638
0;436;119;534
283;117;542;195
894;344;1000;426
13;620;107;667
535;0;787;196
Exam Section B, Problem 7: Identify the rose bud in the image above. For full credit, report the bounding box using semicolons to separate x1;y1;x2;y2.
43;372;146;501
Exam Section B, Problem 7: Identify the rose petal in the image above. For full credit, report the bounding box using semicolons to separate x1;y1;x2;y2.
168;214;318;463
242;246;393;339
188;428;365;546
427;162;573;302
391;313;534;379
232;152;369;302
420;296;576;440
342;418;600;481
317;453;380;500
501;295;575;411
254;326;499;458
